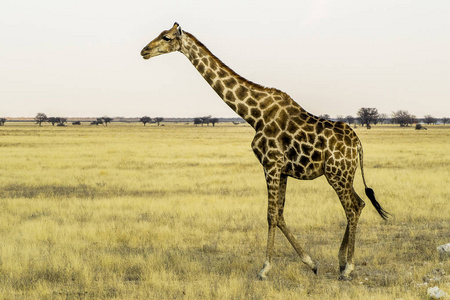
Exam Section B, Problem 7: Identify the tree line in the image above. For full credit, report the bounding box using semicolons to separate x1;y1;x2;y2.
139;116;164;126
33;113;114;127
320;109;448;129
31;114;214;127
140;115;219;127
353;109;448;128
0;110;448;128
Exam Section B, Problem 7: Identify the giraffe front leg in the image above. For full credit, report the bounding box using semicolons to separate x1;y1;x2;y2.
277;175;319;275
257;169;281;281
277;215;319;274
257;221;276;280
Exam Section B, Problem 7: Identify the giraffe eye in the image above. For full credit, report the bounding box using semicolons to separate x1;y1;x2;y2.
162;36;171;42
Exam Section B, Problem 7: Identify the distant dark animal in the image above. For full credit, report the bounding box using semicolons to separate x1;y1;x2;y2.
415;124;427;130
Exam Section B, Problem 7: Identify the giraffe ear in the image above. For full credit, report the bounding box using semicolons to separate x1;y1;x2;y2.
177;25;183;37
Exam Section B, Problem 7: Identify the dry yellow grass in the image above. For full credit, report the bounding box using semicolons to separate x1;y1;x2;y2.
0;123;449;299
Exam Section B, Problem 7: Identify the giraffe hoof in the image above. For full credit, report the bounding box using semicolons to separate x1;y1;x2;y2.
257;262;271;281
257;273;268;281
338;275;352;281
312;261;319;275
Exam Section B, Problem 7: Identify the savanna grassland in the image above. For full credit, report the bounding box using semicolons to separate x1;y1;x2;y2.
0;123;448;299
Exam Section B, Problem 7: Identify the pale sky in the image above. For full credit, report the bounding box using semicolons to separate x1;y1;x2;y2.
1;0;449;118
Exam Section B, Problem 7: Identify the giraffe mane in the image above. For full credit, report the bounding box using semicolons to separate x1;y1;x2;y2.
184;32;289;97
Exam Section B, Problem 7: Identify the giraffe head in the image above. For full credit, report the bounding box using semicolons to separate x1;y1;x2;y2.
141;23;183;60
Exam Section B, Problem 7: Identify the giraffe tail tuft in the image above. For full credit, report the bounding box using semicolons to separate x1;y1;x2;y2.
365;187;390;220
358;142;391;220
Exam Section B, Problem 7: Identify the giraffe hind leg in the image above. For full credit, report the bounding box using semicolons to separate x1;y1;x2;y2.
338;190;364;273
338;224;350;273
337;189;365;281
338;188;365;274
326;166;365;280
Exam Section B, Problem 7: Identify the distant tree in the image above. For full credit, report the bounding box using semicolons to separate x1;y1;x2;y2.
35;113;47;126
423;115;437;125
391;110;416;127
345;115;355;126
210;118;219;127
377;113;388;125
193;117;202;126
232;122;240;125
194;116;211;126
48;117;67;126
140;116;152;126
0;118;6;126
72;121;81;125
59;118;67;126
319;114;330;120
102;116;113;126
442;117;449;125
336;115;345;122
154;117;164;126
357;108;379;129
47;117;58;126
202;115;211;126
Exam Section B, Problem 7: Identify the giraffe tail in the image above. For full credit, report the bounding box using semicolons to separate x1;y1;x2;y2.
358;143;390;220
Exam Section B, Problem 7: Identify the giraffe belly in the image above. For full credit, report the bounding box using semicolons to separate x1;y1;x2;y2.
283;160;324;180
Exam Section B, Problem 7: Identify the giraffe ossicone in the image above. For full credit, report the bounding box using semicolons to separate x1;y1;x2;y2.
141;22;390;281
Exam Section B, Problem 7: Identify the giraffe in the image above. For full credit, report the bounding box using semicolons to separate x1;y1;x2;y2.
141;23;390;281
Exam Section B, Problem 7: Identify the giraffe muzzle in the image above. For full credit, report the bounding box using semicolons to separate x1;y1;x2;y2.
141;47;152;60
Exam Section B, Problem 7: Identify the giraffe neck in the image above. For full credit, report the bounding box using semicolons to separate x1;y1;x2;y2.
180;32;296;129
